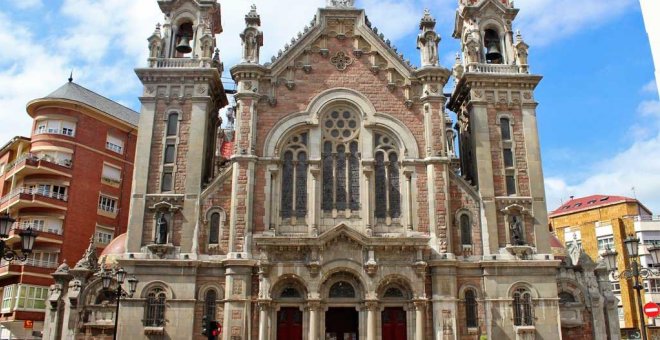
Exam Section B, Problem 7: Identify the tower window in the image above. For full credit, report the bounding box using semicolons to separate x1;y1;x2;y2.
460;214;472;245
144;287;166;327
209;212;220;244
506;175;516;196
500;118;511;141
167;113;179;136
204;290;217;321
465;289;478;328
513;288;533;326
503;148;514;168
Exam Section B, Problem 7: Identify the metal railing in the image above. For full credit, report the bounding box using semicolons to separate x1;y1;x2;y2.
0;187;68;204
16;221;63;235
0;258;58;269
105;142;123;154
4;153;72;173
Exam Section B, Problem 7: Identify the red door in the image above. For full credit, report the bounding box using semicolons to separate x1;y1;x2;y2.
382;307;407;340
277;307;303;340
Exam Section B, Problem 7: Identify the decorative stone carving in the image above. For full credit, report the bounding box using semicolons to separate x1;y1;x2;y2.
417;9;440;67
514;30;530;73
330;51;353;71
74;236;99;271
240;5;264;64
327;0;354;7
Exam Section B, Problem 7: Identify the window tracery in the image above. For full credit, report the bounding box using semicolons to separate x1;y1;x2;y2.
329;281;356;298
280;132;309;220
321;109;360;213
513;288;533;326
144;287;166;327
374;133;401;222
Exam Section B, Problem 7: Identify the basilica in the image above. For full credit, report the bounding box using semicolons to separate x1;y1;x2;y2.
42;0;621;339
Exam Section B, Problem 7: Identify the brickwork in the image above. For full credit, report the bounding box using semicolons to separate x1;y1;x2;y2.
449;181;482;256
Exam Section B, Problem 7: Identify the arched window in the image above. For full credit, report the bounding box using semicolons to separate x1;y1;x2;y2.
329;281;355;298
513;288;533;326
204;290;217;321
322;109;360;212
279;286;302;299
209;212;220;245
280;133;308;219
374;133;400;221
167;113;179;136
144;287;167;327
465;289;478;328
460;213;472;245
383;287;404;299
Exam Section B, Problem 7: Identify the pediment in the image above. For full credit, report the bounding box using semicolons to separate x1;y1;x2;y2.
317;223;368;247
265;7;417;81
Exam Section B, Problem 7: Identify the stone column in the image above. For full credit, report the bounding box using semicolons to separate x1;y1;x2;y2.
258;301;271;340
308;301;321;340
366;301;379;340
414;300;426;340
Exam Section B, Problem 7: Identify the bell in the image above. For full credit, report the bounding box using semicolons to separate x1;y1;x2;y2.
485;41;503;63
176;36;192;54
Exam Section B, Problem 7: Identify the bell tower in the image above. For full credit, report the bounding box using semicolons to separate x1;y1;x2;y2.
125;0;228;270
448;0;550;256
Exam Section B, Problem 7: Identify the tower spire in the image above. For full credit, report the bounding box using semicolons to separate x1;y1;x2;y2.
68;70;73;83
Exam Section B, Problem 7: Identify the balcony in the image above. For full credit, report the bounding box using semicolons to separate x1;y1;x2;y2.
0;187;68;211
466;63;524;75
0;260;57;279
12;222;63;244
3;153;72;179
147;57;222;71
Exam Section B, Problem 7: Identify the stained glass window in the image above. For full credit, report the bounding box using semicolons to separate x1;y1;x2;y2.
374;133;401;221
383;287;404;298
321;109;360;212
388;153;401;218
374;152;387;219
280;133;308;219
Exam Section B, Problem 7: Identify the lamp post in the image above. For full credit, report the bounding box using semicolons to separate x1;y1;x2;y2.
102;267;138;340
602;235;660;340
0;213;38;262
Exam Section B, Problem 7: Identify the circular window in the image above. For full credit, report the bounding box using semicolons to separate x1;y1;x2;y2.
322;109;360;142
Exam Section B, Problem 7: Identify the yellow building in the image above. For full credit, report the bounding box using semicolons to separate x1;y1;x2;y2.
550;194;657;334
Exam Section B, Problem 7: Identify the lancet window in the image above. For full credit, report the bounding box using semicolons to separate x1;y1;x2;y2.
374;132;401;221
321;109;360;212
513;288;533;326
280;132;309;219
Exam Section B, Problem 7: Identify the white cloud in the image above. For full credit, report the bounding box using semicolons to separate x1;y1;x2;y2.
515;0;636;46
643;79;658;94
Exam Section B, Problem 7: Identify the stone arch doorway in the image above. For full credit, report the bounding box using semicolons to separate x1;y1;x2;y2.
321;272;364;340
271;277;307;340
378;278;413;340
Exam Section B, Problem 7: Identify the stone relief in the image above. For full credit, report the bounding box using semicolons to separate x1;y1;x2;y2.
327;0;354;7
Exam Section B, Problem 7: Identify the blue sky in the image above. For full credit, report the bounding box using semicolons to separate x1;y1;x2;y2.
0;0;658;214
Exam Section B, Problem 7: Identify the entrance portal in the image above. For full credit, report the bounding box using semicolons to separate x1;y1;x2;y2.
382;307;407;340
277;307;303;340
325;307;359;340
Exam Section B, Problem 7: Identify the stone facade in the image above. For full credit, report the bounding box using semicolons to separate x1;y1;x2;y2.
42;0;621;339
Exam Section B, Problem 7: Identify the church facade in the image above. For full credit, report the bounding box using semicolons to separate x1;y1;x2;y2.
41;0;621;339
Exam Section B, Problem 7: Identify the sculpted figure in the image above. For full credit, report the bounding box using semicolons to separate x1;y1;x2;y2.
510;215;524;245
156;213;168;244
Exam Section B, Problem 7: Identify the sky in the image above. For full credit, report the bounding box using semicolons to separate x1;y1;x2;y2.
0;0;658;214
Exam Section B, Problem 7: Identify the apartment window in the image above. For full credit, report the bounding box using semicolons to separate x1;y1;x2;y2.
29;251;58;268
1;285;15;312
36;119;76;137
164;144;176;164
648;279;660;293
16;285;48;310
20;217;62;234
98;195;118;214
611;281;620;293
102;164;122;184
106;134;125;154
597;236;615;251
506;175;516;195
95;226;114;245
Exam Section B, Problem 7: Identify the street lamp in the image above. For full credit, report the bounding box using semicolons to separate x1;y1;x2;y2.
0;213;37;262
602;235;660;340
102;267;138;340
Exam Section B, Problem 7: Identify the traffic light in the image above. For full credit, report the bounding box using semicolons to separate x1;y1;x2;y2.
201;316;209;336
209;320;222;339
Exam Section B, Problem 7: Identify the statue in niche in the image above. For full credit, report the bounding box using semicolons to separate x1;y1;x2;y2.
509;215;525;245
156;213;169;244
446;129;456;156
242;31;259;63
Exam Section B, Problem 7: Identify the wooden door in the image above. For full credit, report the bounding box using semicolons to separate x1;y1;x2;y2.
382;307;407;340
277;307;303;340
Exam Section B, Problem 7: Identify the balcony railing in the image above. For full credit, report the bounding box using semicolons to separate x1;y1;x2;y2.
0;187;68;204
151;58;208;68
3;153;72;174
635;215;660;222
467;63;523;75
105;142;123;154
16;221;63;235
0;258;58;269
